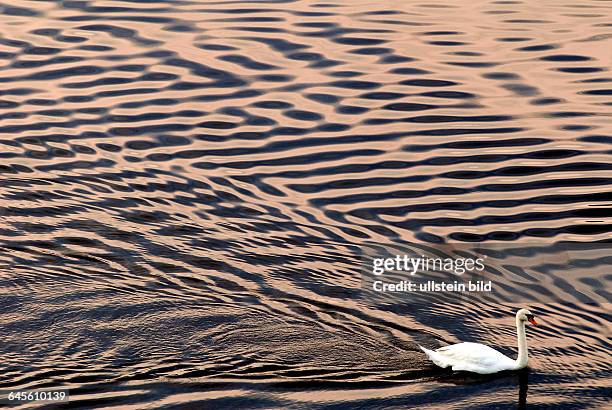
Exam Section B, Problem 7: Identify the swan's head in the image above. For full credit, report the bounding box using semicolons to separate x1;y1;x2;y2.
516;308;537;325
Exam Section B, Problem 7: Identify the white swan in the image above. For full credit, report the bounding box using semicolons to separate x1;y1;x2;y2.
419;308;537;374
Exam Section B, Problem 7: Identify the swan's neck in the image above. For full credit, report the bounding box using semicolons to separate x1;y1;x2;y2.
514;319;528;369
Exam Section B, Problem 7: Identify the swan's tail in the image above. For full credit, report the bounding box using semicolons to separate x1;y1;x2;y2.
418;345;450;369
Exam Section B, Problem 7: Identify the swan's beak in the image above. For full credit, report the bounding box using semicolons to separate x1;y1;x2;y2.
528;317;538;326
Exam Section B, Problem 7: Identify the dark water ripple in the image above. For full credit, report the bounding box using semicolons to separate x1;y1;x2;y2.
0;0;611;409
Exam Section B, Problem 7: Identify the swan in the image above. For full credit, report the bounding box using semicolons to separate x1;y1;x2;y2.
419;308;537;374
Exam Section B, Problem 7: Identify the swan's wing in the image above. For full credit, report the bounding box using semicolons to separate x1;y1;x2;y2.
435;342;515;369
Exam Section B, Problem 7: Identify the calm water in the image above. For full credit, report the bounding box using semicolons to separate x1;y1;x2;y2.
0;0;611;408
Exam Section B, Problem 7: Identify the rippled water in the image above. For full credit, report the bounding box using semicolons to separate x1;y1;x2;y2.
0;0;611;409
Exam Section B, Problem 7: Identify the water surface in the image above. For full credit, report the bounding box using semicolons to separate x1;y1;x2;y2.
0;0;610;408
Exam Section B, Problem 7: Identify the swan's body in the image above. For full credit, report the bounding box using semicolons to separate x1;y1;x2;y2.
419;342;520;374
419;308;537;374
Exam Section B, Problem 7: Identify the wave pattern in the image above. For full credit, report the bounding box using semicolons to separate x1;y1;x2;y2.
0;0;610;409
